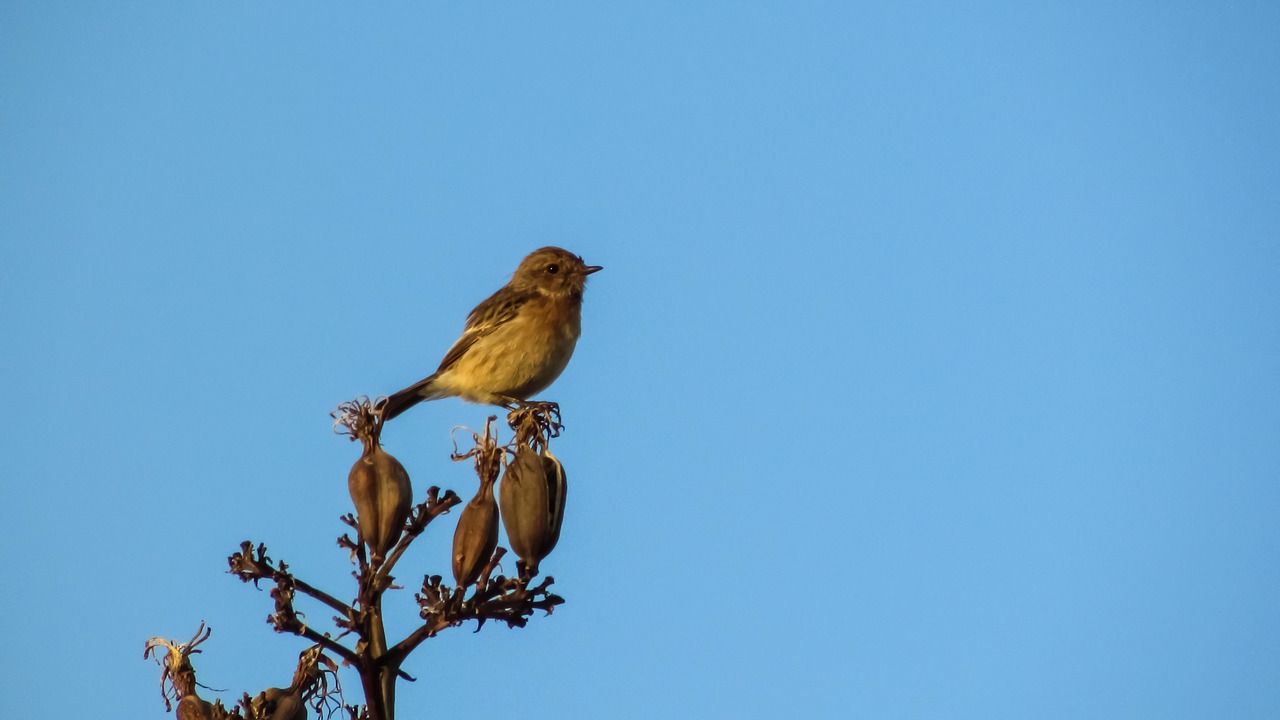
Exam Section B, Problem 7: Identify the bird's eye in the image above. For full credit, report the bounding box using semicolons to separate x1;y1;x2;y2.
545;264;560;275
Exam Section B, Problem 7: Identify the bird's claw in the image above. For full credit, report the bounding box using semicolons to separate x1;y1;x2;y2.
505;401;563;445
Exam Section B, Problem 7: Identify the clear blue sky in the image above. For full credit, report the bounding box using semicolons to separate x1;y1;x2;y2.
3;3;1278;718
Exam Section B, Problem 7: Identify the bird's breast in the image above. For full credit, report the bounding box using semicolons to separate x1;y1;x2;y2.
450;294;583;400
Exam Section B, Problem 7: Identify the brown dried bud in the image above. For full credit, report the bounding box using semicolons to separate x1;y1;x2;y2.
251;687;307;720
175;695;215;720
348;438;412;563
499;446;567;577
451;471;499;588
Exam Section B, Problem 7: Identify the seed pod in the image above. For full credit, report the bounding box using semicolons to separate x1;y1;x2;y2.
269;693;306;720
452;472;499;588
542;450;567;553
499;446;568;576
348;438;413;563
176;695;214;720
252;687;307;720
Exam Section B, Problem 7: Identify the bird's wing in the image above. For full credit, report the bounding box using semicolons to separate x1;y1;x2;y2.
435;286;534;373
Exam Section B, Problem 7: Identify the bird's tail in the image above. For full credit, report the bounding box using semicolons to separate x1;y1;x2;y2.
379;373;442;422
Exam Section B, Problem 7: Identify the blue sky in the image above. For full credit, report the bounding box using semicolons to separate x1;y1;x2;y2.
3;3;1278;718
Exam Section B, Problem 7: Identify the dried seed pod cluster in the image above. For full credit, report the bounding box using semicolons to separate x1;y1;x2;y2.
149;392;579;720
452;406;570;583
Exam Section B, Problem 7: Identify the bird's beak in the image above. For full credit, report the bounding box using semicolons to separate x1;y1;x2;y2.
582;265;603;275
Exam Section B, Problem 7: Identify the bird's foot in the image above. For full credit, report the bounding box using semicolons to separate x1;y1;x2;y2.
505;400;562;444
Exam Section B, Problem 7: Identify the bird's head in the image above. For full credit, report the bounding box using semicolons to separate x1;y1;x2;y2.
511;246;602;298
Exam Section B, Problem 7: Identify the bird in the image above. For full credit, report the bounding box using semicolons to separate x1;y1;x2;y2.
379;246;602;421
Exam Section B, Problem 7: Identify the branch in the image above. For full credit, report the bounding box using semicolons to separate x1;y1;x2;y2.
229;541;356;619
269;613;362;670
381;566;563;668
373;486;460;588
292;577;356;619
228;541;362;669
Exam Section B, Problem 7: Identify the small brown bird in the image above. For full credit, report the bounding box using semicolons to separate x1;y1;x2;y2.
379;246;602;421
